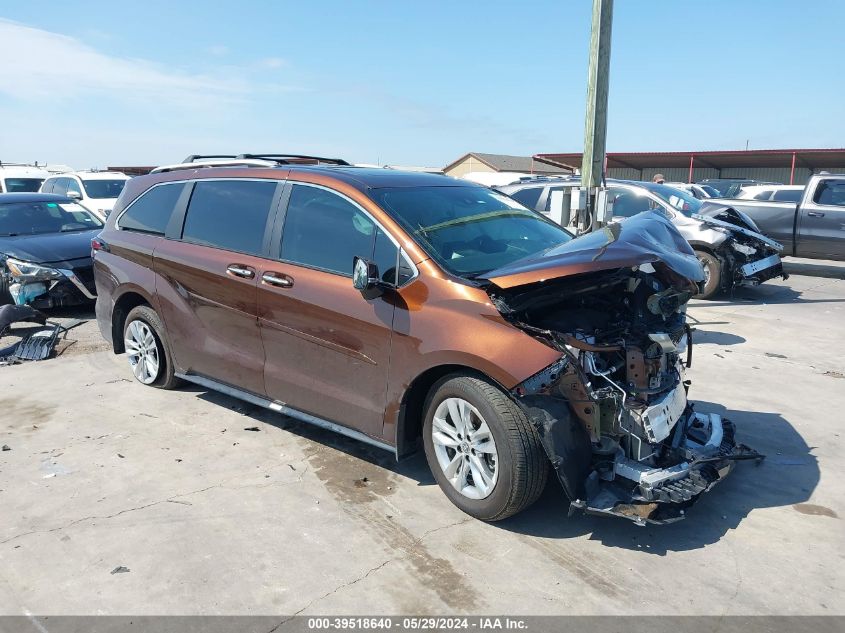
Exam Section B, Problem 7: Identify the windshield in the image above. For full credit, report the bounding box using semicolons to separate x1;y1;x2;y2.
3;178;45;193
0;200;103;236
370;186;573;276
81;179;127;199
645;183;704;217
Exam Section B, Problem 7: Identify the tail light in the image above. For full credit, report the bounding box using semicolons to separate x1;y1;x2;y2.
91;237;110;257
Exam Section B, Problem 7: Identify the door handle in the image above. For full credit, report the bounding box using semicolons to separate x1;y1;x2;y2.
807;211;825;218
262;272;294;288
227;264;255;279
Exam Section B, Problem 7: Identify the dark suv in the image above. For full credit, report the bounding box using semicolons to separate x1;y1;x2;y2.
93;153;756;525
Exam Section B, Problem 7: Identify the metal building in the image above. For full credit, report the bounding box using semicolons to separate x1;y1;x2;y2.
535;148;845;185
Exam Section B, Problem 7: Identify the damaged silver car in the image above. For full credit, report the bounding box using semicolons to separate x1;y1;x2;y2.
495;178;787;299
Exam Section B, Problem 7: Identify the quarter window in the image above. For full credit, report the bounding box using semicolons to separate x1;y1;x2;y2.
772;189;802;202
120;183;185;235
182;180;276;255
510;187;543;211
280;184;378;276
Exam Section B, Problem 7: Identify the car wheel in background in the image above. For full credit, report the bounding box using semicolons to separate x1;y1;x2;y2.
123;305;180;389
422;374;548;521
694;250;722;300
0;278;12;305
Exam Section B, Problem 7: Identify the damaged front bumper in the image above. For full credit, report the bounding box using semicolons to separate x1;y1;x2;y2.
570;409;763;525
5;268;96;308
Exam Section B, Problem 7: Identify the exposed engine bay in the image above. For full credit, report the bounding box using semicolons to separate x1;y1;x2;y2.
490;261;763;525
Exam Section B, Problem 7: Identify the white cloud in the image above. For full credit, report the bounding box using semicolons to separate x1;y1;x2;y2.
258;57;286;69
0;19;250;103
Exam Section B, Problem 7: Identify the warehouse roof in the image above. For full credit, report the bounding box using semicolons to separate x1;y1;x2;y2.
535;148;845;170
443;152;574;173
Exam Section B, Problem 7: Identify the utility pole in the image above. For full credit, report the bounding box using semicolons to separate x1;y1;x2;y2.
578;0;614;233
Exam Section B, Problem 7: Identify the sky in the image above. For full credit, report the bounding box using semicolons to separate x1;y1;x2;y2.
1;1;843;170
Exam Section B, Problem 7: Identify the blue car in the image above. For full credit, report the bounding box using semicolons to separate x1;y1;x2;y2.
0;193;102;308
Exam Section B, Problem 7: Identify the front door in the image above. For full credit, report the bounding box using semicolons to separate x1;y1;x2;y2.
154;178;281;395
258;183;397;438
796;178;845;260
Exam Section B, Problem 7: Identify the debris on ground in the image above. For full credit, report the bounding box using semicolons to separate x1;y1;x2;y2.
110;566;130;574
117;453;125;459
243;426;260;432
0;308;88;364
1;445;10;451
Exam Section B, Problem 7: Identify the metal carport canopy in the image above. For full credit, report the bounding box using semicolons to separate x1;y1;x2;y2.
535;148;845;170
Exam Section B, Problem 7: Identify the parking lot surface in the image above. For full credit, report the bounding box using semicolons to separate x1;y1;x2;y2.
1;262;843;615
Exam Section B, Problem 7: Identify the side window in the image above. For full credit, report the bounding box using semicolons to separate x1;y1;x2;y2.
812;179;845;207
608;188;651;218
370;228;414;286
773;189;803;202
280;184;377;276
753;190;773;200
510;186;543;211
52;178;69;196
120;182;185;235
41;179;54;193
182;180;276;254
66;178;82;196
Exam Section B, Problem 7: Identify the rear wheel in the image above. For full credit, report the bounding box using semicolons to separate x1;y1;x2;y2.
123;305;180;389
694;250;722;299
422;375;548;521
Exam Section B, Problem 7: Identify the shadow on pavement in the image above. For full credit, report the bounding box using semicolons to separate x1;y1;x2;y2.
496;400;819;554
193;387;819;554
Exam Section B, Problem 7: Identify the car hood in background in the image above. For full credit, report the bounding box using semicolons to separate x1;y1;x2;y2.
481;211;705;289
0;229;100;266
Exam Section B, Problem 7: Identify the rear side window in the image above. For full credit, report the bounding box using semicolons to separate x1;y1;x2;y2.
772;189;802;202
120;183;184;235
752;190;773;200
182;180;276;255
510;186;543;211
280;184;377;276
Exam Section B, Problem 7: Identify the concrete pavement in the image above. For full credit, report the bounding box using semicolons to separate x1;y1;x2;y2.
0;270;843;615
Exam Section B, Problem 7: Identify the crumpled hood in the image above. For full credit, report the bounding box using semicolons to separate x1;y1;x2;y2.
482;211;705;289
694;205;784;251
0;229;100;266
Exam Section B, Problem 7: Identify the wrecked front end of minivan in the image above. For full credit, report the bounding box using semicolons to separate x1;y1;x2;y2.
482;213;763;525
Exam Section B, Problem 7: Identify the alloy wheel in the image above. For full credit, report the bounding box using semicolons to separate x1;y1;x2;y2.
431;397;498;499
125;320;160;385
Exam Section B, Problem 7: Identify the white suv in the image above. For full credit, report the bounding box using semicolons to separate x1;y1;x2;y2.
40;171;131;219
0;164;50;193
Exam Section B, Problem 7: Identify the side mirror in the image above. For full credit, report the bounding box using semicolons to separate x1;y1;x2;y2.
352;256;383;298
67;190;82;200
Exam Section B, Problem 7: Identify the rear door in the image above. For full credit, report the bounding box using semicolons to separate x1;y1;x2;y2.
153;178;283;395
257;182;401;437
797;178;845;259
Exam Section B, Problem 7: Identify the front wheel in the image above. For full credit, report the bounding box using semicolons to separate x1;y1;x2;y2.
422;375;548;521
123;305;180;389
694;250;723;300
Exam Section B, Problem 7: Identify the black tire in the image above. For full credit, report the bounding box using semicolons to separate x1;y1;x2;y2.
122;305;181;389
694;250;722;300
422;374;548;521
0;274;12;306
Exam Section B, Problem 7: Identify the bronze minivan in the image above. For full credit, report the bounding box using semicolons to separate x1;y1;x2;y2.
94;154;758;525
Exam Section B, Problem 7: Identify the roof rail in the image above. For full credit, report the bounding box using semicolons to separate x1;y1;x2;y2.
151;159;278;174
236;153;350;166
152;153;351;174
